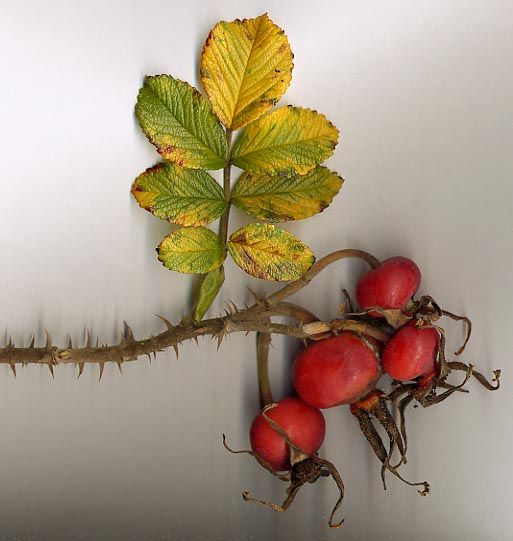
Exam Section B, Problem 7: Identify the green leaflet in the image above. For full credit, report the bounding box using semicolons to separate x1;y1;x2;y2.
232;166;343;222
200;13;293;130
192;267;225;323
136;75;228;170
132;163;227;227
228;223;315;281
230;106;339;175
157;227;225;274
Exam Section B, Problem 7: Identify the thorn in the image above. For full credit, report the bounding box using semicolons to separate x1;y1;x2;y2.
43;329;52;350
117;361;123;374
98;362;106;381
9;363;16;378
85;329;92;348
28;333;35;348
7;335;13;348
173;344;179;359
152;351;157;361
66;334;72;349
95;337;99;348
146;353;152;363
156;314;174;332
216;322;229;350
247;287;261;303
229;300;238;314
123;321;135;343
77;363;85;379
47;363;55;378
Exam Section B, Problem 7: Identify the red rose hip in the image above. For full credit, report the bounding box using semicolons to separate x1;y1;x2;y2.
292;333;380;409
382;321;440;381
250;397;326;472
356;256;421;312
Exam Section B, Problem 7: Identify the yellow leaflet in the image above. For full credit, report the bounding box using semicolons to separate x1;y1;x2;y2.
157;227;225;274
228;223;315;281
231;106;339;175
132;162;227;227
232;166;343;222
200;14;293;130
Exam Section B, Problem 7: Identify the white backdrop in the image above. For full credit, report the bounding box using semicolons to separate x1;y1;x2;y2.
1;1;512;540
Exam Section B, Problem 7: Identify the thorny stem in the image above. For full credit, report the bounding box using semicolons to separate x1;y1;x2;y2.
0;249;382;372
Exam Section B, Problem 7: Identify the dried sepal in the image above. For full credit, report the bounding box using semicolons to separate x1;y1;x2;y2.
448;361;501;391
350;393;429;495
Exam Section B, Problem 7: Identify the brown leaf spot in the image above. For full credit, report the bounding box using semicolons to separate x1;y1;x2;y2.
230;233;247;243
158;145;176;155
240;248;267;280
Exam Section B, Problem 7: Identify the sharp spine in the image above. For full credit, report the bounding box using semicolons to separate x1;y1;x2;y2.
77;363;85;378
98;362;105;381
156;314;174;332
44;329;52;350
123;321;135;343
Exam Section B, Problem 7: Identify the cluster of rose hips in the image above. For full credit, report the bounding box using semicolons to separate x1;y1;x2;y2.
225;256;500;527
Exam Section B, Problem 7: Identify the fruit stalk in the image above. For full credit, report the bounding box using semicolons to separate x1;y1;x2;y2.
256;324;273;406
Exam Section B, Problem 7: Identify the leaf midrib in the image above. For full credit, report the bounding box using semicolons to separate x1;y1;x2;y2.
146;82;222;160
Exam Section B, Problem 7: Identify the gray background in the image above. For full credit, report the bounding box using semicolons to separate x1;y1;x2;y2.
1;0;512;539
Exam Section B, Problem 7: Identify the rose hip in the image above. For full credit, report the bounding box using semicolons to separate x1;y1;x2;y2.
382;321;440;381
250;397;326;471
356;256;421;312
292;333;380;409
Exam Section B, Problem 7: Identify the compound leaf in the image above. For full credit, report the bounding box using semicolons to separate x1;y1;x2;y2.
136;75;228;170
158;227;225;274
232;166;343;222
230;106;339;175
228;223;315;281
132;162;227;226
200;13;293;130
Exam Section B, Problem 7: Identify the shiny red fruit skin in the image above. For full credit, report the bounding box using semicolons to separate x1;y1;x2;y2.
382;321;440;381
292;333;380;409
356;256;421;312
250;397;326;472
